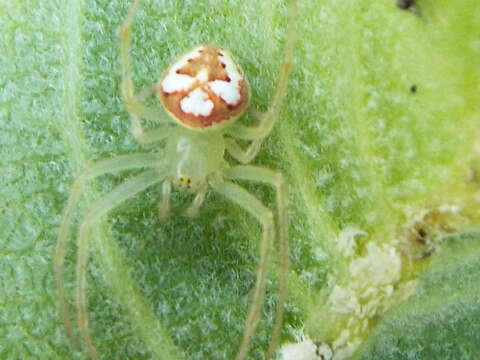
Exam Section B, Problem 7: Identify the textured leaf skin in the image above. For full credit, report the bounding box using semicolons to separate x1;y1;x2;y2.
1;0;479;359
358;229;480;360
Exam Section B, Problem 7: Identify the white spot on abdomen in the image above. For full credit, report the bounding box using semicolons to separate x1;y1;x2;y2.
208;80;241;105
180;88;213;116
161;46;204;93
162;74;196;93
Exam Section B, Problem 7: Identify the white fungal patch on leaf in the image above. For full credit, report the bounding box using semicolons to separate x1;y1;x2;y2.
332;337;362;360
336;227;365;257
329;286;360;315
180;88;213;116
317;342;334;360
320;241;407;359
280;338;327;360
349;243;401;286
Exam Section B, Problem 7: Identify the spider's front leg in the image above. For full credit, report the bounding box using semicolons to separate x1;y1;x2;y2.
75;168;166;359
119;0;173;125
225;0;298;143
158;180;172;222
211;180;275;360
225;0;297;164
225;165;288;359
129;116;175;146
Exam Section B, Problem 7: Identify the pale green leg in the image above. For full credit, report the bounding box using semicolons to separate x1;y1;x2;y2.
226;165;288;359
225;110;264;163
54;153;161;350
225;138;263;164
129;85;173;145
75;168;164;359
131;118;174;145
120;0;172;124
211;180;275;360
158;180;172;222
225;0;298;141
183;185;208;218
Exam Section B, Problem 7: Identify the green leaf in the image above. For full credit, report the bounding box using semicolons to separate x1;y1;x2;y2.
1;0;479;359
358;228;480;360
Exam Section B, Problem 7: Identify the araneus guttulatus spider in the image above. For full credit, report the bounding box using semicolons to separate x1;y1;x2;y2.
54;0;298;359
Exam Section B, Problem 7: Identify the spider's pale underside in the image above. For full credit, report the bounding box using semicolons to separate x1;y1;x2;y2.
54;0;298;359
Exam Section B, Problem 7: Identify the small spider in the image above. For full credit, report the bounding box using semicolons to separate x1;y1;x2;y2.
54;0;298;359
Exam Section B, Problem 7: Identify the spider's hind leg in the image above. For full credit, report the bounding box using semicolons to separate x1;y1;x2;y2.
54;153;162;352
225;165;288;359
75;169;163;359
211;180;275;360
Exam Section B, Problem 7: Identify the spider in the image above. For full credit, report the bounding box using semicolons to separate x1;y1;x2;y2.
54;0;297;359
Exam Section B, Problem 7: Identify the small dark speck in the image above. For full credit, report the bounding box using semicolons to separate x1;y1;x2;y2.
221;62;226;69
420;247;435;259
396;0;415;10
396;0;421;16
225;76;231;82
410;84;417;93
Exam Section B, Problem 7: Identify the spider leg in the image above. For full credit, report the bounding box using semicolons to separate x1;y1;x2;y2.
54;153;161;350
183;185;208;218
158;179;172;222
225;138;263;164
211;180;275;360
225;0;298;141
130;116;173;145
75;168;164;359
225;165;288;359
120;0;173;124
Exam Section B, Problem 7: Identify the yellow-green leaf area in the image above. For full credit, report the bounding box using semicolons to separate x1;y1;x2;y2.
1;0;479;359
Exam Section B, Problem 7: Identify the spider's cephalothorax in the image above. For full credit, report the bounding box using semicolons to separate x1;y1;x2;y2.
166;127;225;193
54;0;297;360
159;45;250;130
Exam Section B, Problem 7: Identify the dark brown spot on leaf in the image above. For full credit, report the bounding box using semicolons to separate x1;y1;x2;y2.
396;0;415;9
